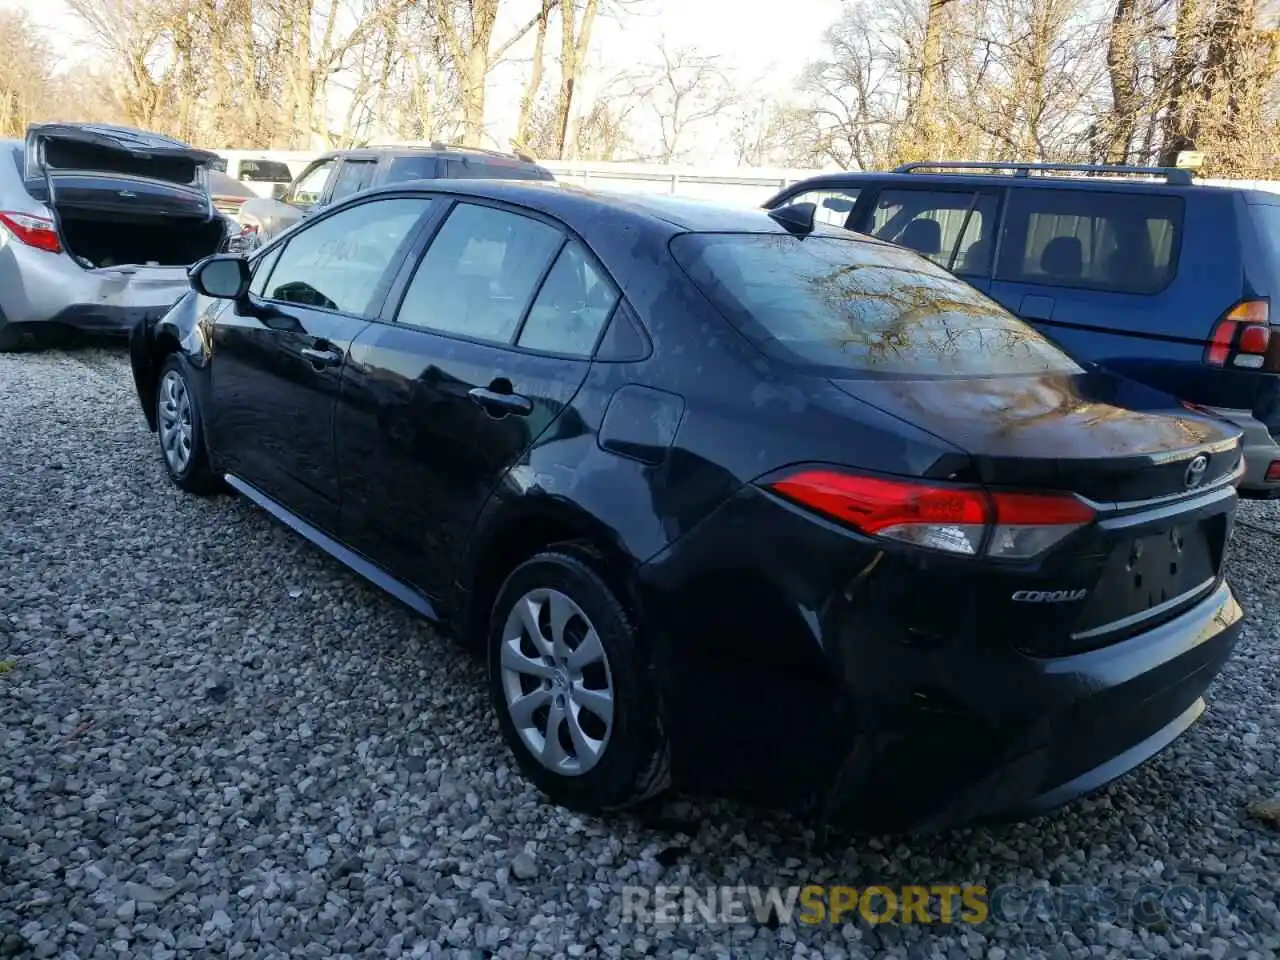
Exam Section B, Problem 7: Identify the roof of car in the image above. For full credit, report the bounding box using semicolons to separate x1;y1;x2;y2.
314;143;548;166
359;178;863;239
774;168;1280;204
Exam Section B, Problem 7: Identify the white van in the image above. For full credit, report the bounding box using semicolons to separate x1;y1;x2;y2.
209;154;296;199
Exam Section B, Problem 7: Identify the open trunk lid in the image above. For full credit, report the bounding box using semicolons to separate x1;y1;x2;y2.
24;123;217;219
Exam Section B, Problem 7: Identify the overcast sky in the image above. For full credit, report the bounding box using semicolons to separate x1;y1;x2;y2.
2;0;843;161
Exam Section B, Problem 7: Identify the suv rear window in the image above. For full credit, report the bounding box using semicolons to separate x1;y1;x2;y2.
671;233;1082;378
996;190;1182;294
240;160;292;182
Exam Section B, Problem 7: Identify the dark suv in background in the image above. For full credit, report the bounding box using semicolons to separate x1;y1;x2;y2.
236;142;555;249
766;161;1280;497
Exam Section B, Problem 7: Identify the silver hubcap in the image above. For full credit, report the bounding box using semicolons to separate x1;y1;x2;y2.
158;370;193;473
499;588;614;776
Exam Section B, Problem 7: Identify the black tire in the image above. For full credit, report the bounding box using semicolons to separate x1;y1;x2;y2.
155;353;220;495
488;549;670;812
0;323;41;353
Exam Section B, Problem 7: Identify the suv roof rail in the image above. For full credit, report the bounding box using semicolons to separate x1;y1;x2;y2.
401;141;538;163
894;160;1194;186
359;139;535;162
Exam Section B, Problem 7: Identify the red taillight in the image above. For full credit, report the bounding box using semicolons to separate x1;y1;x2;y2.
1205;300;1272;369
0;211;61;254
769;470;1094;559
1266;460;1280;483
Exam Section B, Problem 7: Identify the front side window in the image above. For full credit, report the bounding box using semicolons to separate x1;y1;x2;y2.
786;187;861;229
517;242;620;355
396;203;564;343
996;190;1182;294
868;189;998;276
249;244;284;297
288;159;336;208
262;198;430;315
670;232;1082;379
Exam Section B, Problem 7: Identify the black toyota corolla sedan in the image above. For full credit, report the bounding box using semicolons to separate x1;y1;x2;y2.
129;180;1246;832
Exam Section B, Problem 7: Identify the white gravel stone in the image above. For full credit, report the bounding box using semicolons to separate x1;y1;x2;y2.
1;347;1278;959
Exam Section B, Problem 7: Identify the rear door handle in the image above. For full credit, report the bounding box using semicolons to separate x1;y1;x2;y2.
468;387;533;417
301;344;343;367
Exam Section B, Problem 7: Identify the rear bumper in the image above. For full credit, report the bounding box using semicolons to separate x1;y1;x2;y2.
0;242;190;337
1203;407;1280;496
893;580;1243;832
637;483;1245;833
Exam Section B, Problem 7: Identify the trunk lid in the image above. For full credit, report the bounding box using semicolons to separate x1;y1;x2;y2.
830;368;1243;655
829;368;1243;504
24;123;217;218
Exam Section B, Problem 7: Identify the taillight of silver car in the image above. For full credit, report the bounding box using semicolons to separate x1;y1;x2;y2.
768;469;1095;559
0;211;62;254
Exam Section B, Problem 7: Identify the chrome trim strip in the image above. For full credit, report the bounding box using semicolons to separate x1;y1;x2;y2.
1070;577;1216;642
1077;457;1245;514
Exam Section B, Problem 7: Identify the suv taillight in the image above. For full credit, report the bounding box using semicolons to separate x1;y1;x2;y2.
767;469;1095;560
0;211;61;254
1205;300;1276;370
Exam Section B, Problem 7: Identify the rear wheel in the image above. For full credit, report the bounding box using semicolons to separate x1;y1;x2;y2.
488;550;670;811
156;354;219;494
0;323;41;353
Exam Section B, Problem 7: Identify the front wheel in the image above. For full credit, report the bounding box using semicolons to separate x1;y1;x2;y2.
155;354;220;495
488;550;670;812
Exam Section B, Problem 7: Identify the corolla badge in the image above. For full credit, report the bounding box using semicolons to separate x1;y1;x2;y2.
1184;454;1210;489
1011;589;1088;603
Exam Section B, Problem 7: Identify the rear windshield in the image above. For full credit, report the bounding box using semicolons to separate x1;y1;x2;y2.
240;160;292;182
670;233;1083;378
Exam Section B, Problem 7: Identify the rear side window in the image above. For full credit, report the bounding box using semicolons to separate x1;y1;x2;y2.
396;203;564;343
1248;203;1280;277
388;156;440;182
670;233;1081;379
446;159;554;181
868;189;998;277
996;190;1182;294
517;242;620;355
329;160;377;202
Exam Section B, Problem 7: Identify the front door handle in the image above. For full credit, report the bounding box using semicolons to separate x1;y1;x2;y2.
468;386;533;418
301;344;343;368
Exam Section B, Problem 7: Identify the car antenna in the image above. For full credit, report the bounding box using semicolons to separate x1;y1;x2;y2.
768;202;816;235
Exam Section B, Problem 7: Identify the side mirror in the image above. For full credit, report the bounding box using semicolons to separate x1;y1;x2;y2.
189;255;251;299
822;196;855;213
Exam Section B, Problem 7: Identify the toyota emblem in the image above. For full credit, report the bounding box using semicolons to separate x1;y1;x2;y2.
1184;453;1210;489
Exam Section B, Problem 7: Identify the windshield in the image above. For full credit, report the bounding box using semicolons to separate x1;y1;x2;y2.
670;232;1083;379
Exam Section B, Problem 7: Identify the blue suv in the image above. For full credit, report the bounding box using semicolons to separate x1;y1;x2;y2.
765;161;1280;497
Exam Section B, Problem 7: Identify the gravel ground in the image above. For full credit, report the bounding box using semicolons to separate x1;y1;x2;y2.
1;346;1278;960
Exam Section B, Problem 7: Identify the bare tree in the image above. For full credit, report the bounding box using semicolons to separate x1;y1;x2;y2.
513;0;557;153
633;42;738;163
434;0;549;146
